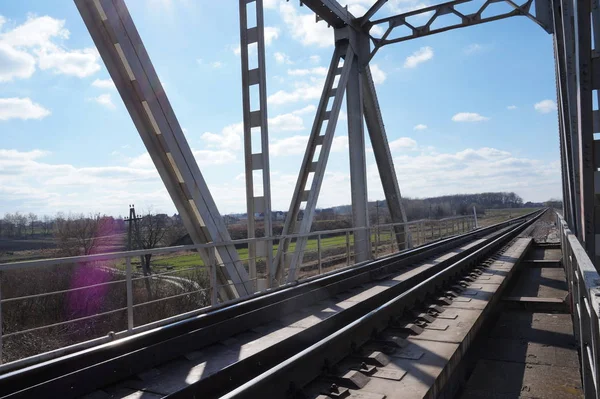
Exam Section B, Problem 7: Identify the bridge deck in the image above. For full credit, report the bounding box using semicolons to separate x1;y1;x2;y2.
459;229;582;397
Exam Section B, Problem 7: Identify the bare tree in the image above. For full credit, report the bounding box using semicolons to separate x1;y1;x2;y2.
28;212;38;237
42;215;52;235
14;213;27;237
55;213;109;256
132;212;172;275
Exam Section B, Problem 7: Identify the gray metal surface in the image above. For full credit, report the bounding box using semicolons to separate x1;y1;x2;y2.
365;0;550;59
238;0;273;288
558;213;600;397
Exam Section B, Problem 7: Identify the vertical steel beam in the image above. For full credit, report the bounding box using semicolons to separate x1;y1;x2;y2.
273;43;354;283
362;65;410;248
552;0;577;229
346;53;371;263
239;0;273;288
75;0;252;299
560;0;582;234
572;0;596;260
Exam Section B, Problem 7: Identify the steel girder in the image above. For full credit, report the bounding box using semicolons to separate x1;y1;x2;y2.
551;0;578;232
273;43;356;283
362;64;410;249
75;0;253;300
273;24;415;283
300;0;355;27
239;0;274;288
364;0;553;59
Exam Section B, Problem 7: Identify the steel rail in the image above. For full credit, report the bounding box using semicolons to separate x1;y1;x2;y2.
0;210;541;398
220;210;544;398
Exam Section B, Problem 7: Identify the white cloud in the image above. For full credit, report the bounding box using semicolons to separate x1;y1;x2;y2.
0;139;562;216
1;15;69;48
90;94;116;110
92;78;116;90
332;135;349;152
0;15;101;79
292;104;317;115
202;122;243;151
0;97;50;121
0;43;36;82
269;113;304;131
287;67;327;76
404;46;434;68
451;112;490;122
507;105;517;110
534;99;557;114
309;55;320;64
278;2;333;47
268;79;324;105
370;64;386;84
211;61;223;68
389;137;417;151
270;135;308;156
264;26;280;45
274;52;292;64
375;146;561;203
413;124;427;130
36;47;100;77
464;43;483;55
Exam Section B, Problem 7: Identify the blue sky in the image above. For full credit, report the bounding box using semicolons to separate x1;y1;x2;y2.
0;0;561;217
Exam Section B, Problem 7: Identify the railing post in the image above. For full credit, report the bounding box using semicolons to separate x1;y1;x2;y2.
374;225;379;258
125;256;134;332
266;238;272;289
346;231;351;266
0;271;3;365
317;234;322;275
209;248;218;306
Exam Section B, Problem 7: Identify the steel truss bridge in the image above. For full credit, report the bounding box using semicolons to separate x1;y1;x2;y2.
1;0;600;397
73;0;585;302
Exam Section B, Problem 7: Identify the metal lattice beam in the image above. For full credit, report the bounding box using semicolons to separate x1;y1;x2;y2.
239;0;273;289
273;43;355;283
365;0;552;59
76;0;253;299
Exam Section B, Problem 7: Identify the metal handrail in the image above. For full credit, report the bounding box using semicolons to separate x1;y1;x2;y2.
557;212;600;397
0;215;474;367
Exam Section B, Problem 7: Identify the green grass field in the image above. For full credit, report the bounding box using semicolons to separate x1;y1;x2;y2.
477;208;540;227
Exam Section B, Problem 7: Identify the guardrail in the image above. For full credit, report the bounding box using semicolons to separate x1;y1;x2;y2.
558;212;600;397
0;215;474;367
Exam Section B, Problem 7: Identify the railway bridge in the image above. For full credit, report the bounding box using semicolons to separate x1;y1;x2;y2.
0;0;599;397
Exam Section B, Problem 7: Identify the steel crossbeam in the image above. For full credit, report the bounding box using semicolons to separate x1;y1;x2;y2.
239;0;273;289
365;0;552;59
300;0;355;27
75;0;253;300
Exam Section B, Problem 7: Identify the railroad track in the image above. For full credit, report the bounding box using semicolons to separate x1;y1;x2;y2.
0;209;544;399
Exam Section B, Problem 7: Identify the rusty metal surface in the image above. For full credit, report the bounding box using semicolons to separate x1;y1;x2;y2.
459;241;583;398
